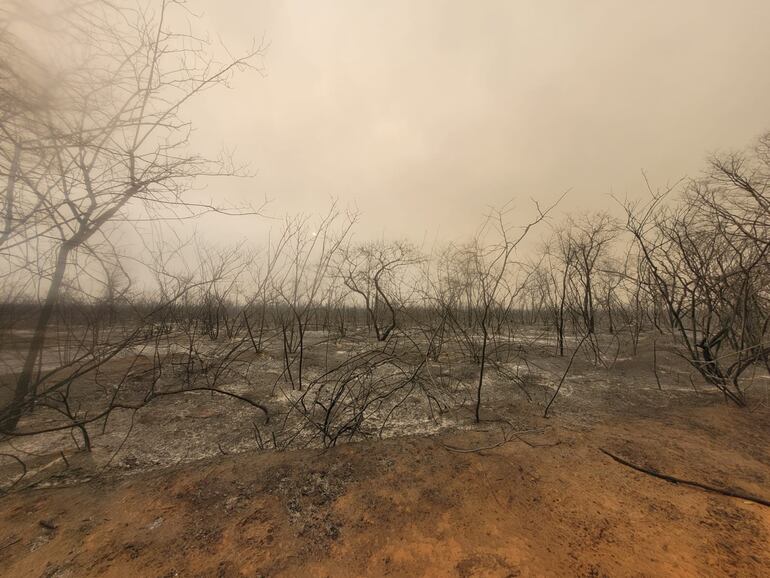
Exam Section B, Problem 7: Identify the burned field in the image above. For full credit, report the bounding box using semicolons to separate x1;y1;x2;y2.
0;321;750;485
0;318;769;577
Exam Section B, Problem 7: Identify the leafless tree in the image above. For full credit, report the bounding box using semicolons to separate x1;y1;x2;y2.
623;138;770;405
565;213;618;337
272;204;356;390
463;200;560;423
0;0;264;431
540;230;577;356
338;240;421;341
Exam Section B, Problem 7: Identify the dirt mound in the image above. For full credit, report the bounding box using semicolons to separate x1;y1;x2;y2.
0;403;768;577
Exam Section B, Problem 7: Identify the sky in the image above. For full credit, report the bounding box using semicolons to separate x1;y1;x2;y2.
12;0;770;249
180;0;770;246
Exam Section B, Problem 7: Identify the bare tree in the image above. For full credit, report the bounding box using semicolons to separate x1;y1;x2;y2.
0;0;263;431
565;213;618;336
623;138;770;405
272;205;356;390
338;240;420;341
540;230;576;356
463;200;560;423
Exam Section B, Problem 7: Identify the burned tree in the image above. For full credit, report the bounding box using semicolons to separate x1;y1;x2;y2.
463;200;560;423
339;240;420;341
624;139;770;405
0;0;263;431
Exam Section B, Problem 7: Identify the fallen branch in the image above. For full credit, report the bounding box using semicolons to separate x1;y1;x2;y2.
599;448;770;508
442;428;547;453
514;434;561;448
443;439;509;454
0;536;20;551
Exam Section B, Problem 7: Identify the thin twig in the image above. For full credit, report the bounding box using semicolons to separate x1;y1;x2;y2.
544;333;589;417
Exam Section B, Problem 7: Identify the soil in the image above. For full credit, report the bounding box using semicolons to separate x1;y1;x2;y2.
0;402;768;577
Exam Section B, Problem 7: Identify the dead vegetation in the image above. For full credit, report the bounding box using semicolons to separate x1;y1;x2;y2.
1;1;770;575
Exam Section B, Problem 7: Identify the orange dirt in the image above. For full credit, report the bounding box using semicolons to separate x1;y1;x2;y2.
0;403;768;577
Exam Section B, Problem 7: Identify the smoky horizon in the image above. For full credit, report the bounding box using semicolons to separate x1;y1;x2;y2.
6;1;770;251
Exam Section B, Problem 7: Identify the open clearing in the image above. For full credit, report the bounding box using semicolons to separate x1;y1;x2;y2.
0;332;768;577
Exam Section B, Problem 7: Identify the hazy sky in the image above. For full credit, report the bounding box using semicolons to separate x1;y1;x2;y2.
185;0;770;244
